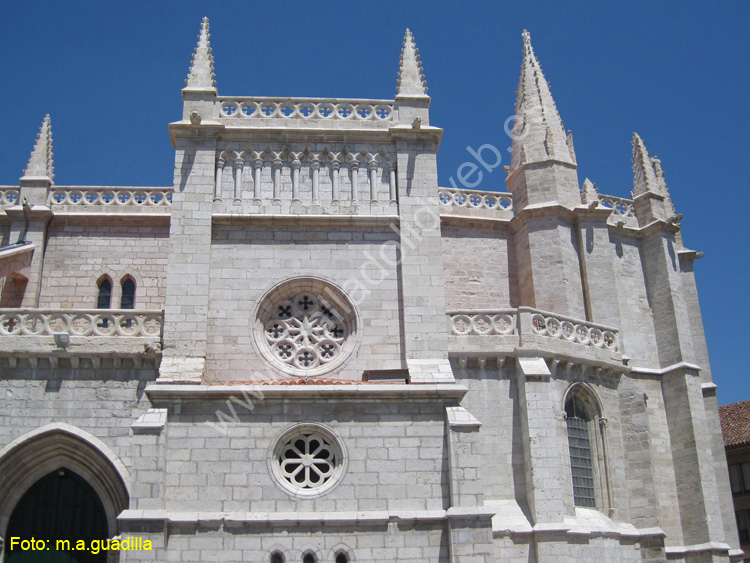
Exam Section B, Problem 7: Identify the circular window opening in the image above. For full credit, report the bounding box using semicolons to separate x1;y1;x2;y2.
254;279;358;376
269;424;347;498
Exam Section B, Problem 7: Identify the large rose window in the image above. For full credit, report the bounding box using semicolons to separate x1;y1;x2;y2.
255;279;357;376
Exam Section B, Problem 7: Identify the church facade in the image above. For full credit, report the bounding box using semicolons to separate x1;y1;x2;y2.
0;19;741;562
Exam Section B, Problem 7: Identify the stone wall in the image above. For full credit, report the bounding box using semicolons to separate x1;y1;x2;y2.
37;222;169;310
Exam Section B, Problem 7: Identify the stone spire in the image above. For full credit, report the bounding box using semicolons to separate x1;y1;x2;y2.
397;29;428;98
631;132;677;222
184;17;216;91
510;30;575;172
631;132;660;197
22;114;54;183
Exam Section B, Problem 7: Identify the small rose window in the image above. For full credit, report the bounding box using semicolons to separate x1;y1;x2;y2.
269;424;347;498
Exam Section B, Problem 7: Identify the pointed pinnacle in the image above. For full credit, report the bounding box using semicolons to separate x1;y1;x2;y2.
631;132;659;197
397;28;428;97
581;177;599;205
510;30;574;171
185;16;216;91
22;114;54;182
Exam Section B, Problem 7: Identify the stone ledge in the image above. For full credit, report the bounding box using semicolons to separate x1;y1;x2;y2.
212;213;400;227
118;507;492;526
145;382;468;401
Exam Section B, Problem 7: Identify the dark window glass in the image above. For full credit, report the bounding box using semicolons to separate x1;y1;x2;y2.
336;554;349;563
270;553;284;563
737;510;750;543
121;278;135;309
97;279;112;309
303;554;316;563
566;395;596;507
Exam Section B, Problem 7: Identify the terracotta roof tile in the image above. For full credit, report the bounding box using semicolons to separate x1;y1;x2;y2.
209;377;399;386
719;400;750;448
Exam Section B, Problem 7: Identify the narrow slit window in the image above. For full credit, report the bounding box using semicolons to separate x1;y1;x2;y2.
566;396;596;507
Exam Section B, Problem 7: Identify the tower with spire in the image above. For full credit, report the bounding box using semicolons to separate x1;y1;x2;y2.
505;30;586;318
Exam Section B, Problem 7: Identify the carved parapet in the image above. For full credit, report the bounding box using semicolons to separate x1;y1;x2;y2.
217;97;394;130
0;308;163;362
48;187;173;208
447;309;518;357
0;187;20;207
438;188;513;221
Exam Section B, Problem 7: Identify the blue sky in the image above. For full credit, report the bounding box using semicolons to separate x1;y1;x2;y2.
1;2;748;404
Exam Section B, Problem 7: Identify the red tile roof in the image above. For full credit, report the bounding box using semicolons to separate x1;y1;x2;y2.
719;401;750;448
209;377;399;386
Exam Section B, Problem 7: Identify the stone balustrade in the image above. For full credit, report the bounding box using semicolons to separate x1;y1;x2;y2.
438;188;513;214
48;187;173;207
0;309;163;338
598;193;635;218
0;187;20;206
521;307;619;351
218;97;395;122
448;307;621;364
448;310;517;336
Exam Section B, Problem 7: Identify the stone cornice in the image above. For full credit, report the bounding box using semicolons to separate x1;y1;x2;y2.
145;382;468;401
212;213;399;228
118;507;493;527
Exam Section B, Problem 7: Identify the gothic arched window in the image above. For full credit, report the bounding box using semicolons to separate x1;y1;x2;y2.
97;277;112;309
565;393;596;507
120;277;135;309
302;554;316;563
335;553;350;563
270;552;284;563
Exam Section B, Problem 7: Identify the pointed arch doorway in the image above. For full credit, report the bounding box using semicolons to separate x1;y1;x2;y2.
5;469;108;562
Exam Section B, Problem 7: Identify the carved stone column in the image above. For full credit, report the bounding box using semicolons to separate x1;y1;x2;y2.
272;158;283;204
349;159;360;205
310;159;321;205
367;159;379;204
331;159;341;204
252;158;263;204
214;157;224;202
291;159;301;204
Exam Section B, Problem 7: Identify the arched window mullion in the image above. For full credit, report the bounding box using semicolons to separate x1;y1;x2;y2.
565;392;596;508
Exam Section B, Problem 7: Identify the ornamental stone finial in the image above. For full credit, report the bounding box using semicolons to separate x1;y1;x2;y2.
185;17;217;91
22;114;54;183
397;28;429;98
